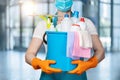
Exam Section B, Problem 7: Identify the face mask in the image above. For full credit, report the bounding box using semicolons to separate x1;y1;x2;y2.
55;0;73;12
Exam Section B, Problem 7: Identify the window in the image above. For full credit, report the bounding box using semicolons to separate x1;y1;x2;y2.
99;0;120;51
113;5;120;51
99;1;111;51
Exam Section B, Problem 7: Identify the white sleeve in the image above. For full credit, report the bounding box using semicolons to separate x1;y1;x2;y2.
85;18;98;35
33;20;47;40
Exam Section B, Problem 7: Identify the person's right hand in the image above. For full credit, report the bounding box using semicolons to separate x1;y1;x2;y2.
31;58;62;74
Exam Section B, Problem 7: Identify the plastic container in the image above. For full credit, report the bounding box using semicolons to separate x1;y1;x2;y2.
61;14;72;32
71;11;79;24
46;31;77;71
70;24;80;32
78;17;86;30
48;23;56;31
70;11;80;32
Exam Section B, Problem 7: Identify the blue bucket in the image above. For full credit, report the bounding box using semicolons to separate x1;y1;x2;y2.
46;31;77;71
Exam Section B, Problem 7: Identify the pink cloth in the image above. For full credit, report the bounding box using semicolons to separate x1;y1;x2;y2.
72;32;91;58
72;47;91;58
66;32;80;60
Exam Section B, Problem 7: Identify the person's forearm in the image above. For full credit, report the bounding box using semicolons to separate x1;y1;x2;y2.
93;48;105;63
25;52;36;65
91;35;105;63
25;38;43;65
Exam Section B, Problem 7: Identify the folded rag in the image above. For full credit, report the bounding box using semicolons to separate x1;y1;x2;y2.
72;32;91;58
66;32;80;60
78;17;92;48
80;30;92;48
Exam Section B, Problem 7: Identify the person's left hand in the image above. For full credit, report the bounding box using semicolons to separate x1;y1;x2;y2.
68;56;98;75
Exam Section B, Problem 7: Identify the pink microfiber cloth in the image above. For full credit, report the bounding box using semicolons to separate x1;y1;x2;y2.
72;32;91;58
73;47;91;58
66;32;80;60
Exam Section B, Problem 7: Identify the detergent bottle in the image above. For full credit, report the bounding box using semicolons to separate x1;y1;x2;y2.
70;11;80;31
71;11;79;24
70;24;80;32
61;14;72;32
78;17;86;30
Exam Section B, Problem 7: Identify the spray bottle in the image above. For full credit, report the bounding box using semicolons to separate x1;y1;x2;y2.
61;14;72;32
71;11;79;24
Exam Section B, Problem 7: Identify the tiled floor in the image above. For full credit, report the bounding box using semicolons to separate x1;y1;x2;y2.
0;50;120;80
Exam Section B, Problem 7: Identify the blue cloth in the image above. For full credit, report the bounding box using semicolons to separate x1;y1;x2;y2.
40;71;87;80
55;0;73;12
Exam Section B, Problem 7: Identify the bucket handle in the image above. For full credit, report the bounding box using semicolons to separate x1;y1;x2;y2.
43;32;47;44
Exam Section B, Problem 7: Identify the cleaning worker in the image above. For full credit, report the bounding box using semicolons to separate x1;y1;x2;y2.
25;0;105;80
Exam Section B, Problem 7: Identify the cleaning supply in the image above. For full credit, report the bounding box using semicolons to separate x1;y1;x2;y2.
48;23;56;31
70;24;80;32
61;14;72;32
78;17;92;48
66;32;80;60
70;11;80;31
46;31;77;71
47;17;52;29
81;30;92;48
72;32;80;57
71;11;79;24
52;16;58;27
72;32;91;58
72;46;91;58
31;58;62;74
56;23;62;31
78;17;86;30
69;56;98;75
70;17;92;58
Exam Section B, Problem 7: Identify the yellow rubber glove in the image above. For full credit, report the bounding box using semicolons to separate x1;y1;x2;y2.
31;58;62;74
69;56;98;75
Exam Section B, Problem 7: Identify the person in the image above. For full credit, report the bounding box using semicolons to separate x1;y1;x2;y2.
25;0;105;80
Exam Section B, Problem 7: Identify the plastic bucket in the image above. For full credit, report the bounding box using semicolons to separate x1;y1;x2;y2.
46;31;76;71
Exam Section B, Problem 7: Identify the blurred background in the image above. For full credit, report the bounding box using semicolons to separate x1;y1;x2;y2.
0;0;120;80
